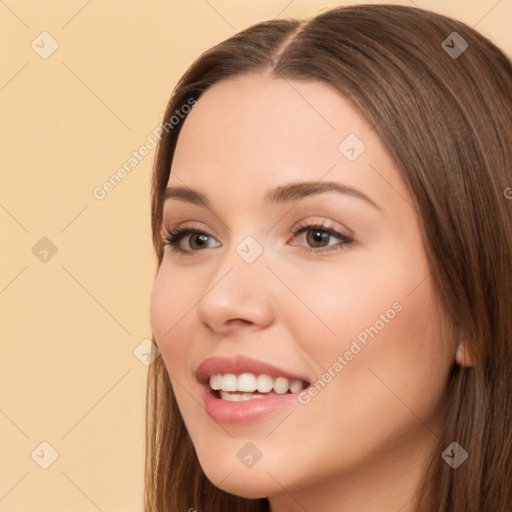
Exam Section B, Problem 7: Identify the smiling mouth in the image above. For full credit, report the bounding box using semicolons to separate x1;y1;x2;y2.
209;372;310;401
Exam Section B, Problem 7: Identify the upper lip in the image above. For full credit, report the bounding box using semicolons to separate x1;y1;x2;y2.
195;355;311;385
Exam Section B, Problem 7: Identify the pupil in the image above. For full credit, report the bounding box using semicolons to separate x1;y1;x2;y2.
192;234;208;248
308;229;328;247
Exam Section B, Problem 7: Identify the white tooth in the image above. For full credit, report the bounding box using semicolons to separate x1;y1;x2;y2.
209;374;220;390
274;377;289;394
289;379;302;393
221;373;238;392
222;392;268;401
238;373;257;392
256;374;273;393
215;373;303;394
220;391;243;401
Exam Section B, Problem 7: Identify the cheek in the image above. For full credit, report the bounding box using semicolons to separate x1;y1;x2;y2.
275;253;417;366
150;259;199;335
303;269;452;434
149;263;198;372
149;270;171;341
285;243;453;419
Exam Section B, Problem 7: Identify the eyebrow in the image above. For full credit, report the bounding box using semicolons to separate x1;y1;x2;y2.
162;181;382;211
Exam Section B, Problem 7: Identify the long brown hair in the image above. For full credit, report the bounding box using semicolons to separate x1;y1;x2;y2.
144;4;512;511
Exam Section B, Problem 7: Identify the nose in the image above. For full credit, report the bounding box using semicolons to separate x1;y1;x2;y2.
196;246;275;335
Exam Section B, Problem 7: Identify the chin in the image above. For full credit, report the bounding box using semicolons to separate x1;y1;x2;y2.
197;451;282;499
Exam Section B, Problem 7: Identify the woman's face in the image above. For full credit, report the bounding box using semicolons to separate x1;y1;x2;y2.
150;74;456;507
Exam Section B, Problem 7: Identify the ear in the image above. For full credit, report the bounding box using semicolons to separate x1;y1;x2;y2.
455;341;477;367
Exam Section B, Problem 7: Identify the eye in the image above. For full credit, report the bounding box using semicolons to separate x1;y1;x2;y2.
162;224;220;253
290;221;354;254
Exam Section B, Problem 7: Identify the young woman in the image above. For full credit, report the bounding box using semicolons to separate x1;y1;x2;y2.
145;4;512;511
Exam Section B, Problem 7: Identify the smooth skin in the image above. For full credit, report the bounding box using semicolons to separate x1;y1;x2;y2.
150;73;469;512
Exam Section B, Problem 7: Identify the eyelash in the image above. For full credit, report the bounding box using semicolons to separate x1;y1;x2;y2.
162;221;354;256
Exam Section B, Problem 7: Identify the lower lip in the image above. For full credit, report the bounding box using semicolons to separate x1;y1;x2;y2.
202;385;301;424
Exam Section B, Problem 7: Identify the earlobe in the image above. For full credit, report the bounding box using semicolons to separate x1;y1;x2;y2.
455;342;476;367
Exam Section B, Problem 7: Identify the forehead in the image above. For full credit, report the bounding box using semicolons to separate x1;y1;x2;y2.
167;74;411;217
171;74;370;169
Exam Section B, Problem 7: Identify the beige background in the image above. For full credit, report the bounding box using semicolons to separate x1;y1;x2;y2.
0;0;510;511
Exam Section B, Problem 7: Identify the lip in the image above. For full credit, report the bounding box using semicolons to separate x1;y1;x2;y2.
195;355;310;424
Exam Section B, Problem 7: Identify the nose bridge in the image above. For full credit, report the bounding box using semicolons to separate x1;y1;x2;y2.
211;232;270;295
214;207;270;273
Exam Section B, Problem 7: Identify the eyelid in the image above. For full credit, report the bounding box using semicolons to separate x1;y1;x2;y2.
289;217;352;238
161;220;209;237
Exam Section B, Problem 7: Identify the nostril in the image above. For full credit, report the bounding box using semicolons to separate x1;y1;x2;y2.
226;318;253;327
